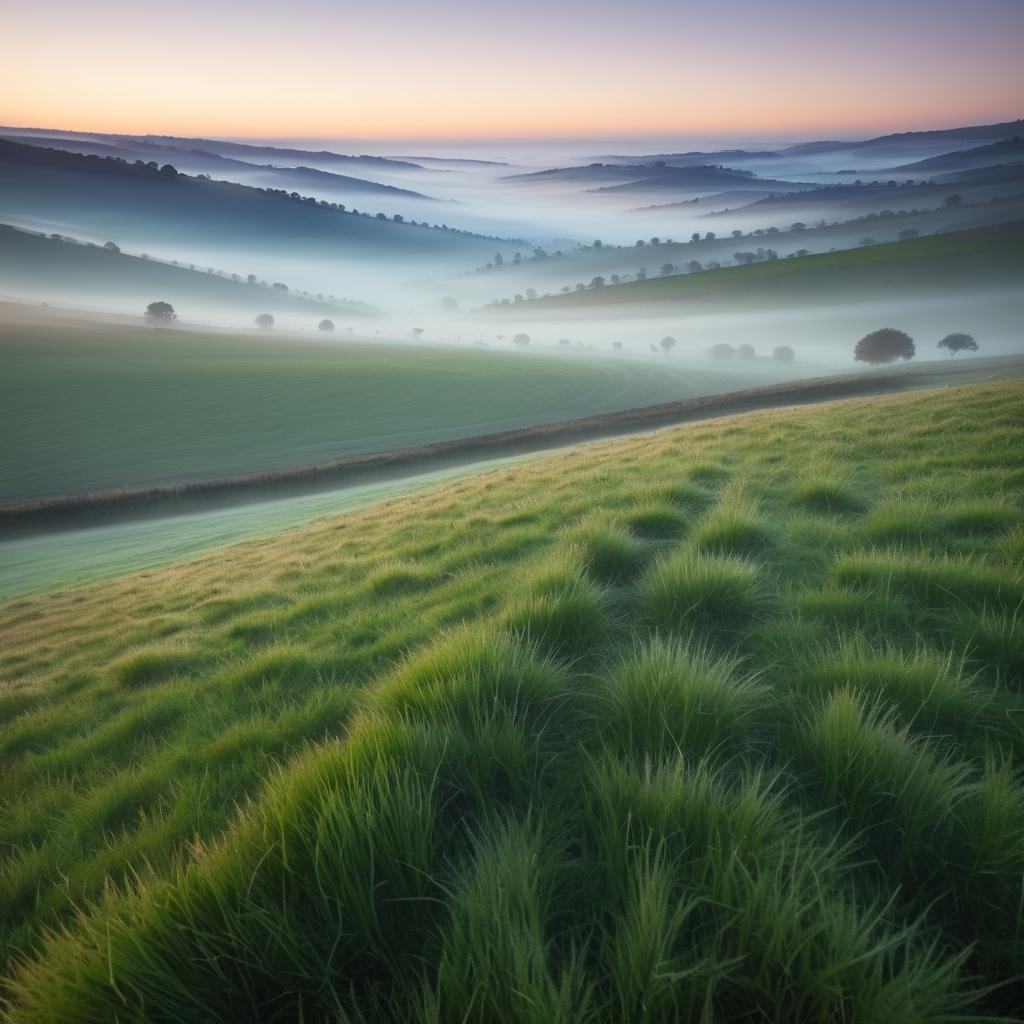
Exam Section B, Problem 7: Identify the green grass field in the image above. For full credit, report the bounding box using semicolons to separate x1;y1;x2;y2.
0;321;765;503
521;219;1024;310
2;380;1022;1020
0;456;525;601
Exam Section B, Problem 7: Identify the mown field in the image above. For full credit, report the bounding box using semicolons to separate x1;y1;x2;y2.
520;219;1024;310
0;321;767;503
2;381;1023;1021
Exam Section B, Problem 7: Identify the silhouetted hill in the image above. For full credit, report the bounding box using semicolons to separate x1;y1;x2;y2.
239;163;437;199
515;220;1024;310
781;119;1024;157
0;140;510;269
0;126;425;173
590;165;811;195
887;137;1024;173
0;224;374;318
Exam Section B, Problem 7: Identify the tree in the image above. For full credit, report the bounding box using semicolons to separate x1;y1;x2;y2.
494;251;504;266
897;229;919;241
103;241;120;253
558;338;571;347
145;301;176;323
937;332;978;358
708;343;736;360
513;333;531;347
943;194;963;208
255;313;275;329
773;345;795;364
589;276;605;288
612;342;623;352
660;263;675;277
660;336;677;355
318;319;335;332
736;343;755;360
854;328;915;365
411;328;425;339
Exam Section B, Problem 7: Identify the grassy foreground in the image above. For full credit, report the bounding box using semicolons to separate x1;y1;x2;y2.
1;380;1023;1020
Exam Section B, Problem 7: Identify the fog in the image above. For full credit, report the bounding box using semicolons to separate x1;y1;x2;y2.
1;124;1021;366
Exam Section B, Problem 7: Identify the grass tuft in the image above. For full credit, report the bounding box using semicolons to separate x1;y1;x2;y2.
639;549;766;637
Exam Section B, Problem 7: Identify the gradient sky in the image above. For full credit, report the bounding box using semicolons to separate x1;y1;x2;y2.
2;0;1022;139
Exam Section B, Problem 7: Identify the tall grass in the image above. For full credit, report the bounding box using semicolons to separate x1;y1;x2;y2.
2;380;1023;1020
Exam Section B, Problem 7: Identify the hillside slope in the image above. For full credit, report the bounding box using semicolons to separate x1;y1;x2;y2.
2;380;1023;1020
518;220;1024;310
0;225;370;318
0;319;755;503
0;140;505;265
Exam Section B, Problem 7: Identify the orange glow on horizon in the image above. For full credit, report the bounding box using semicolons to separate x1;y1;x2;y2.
3;0;1020;143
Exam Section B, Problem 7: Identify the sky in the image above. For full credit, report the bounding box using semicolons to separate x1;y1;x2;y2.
2;0;1022;140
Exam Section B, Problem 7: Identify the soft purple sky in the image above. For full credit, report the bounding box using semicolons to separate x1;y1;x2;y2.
3;0;1022;138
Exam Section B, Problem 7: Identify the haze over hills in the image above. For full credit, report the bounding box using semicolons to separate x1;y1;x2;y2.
0;139;515;306
513;220;1024;312
883;137;1024;174
0;225;374;322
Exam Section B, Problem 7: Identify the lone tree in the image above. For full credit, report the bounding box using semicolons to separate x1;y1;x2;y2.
103;241;120;253
937;332;978;358
513;333;531;348
854;328;915;365
612;341;623;352
318;319;335;332
660;336;677;355
255;313;275;329
772;345;795;364
736;343;755;360
145;301;176;323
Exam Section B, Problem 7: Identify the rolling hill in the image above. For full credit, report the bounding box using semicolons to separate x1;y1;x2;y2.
780;118;1024;158
0;226;371;319
887;136;1024;174
513;220;1024;310
589;165;810;195
0;317;767;504
0;140;512;295
1;380;1022;1020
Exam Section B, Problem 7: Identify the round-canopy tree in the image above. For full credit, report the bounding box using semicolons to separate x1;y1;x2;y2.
255;313;275;329
318;319;335;332
854;328;915;365
736;343;755;360
145;301;176;323
937;332;978;358
773;345;795;364
660;336;677;354
512;333;531;348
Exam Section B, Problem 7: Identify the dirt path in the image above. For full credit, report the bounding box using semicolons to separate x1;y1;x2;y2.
3;355;1022;537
